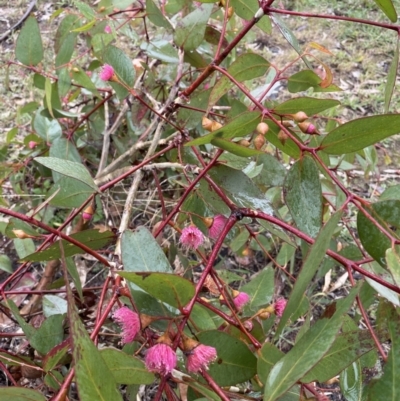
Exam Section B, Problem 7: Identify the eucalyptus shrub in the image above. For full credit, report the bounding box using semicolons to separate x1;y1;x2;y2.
2;0;400;400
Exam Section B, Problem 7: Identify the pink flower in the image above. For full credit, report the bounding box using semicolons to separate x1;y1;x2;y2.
99;64;115;81
186;344;217;373
113;306;140;343
104;25;112;33
180;225;204;249
208;215;228;240
274;298;287;317
82;212;93;221
28;141;37;149
145;343;177;375
233;291;250;310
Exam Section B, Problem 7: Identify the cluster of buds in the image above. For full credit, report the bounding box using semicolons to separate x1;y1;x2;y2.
218;0;234;19
113;308;218;376
254;298;288;320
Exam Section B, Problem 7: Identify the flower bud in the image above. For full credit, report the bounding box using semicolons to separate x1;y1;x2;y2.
211;121;223;131
82;205;95;222
227;6;234;19
28;141;38;149
278;130;289;145
298;122;319;135
202;116;213;131
256;122;269;135
254;134;266;150
237;139;250;147
292;111;308;122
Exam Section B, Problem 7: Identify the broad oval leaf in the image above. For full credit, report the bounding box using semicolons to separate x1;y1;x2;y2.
284;155;322;238
231;0;271;34
69;302;122;401
103;45;136;99
174;4;213;51
15;16;44;66
321;114;400;155
1;387;46;401
118;271;195;308
35;157;98;191
146;0;172;28
101;348;155;385
274;97;340;115
207;164;274;215
121;227;173;273
22;229;116;261
197;330;257;386
357;200;400;266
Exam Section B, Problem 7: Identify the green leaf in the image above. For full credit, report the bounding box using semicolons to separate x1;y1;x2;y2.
274;97;340;115
321;114;400;155
207;164;274;215
197;330;257;386
7;300;64;355
241;267;275;313
14;238;36;260
140;40;179;63
0;254;12;273
146;0;172;29
265;121;301;159
43;295;68;317
384;38;399;112
386;247;400;288
33;108;62;142
72;66;101;97
48;177;95;208
101;348;155;384
43;339;70;372
30;314;65;355
284;155;322;238
55;15;80;53
22;229;116;261
211;138;264;157
270;14;312;69
373;0;397;22
55;33;76;67
174;4;213;51
357;200;400;266
121;227;173;273
186;111;261;146
118;271;195;308
277;210;343;334
253;154;286;187
103;45;136;99
231;0;271;34
264;284;360;401
287;70;321;93
367;320;400;400
15;16;43;66
340;361;363;401
66;256;83;301
302;316;376;383
35;157;98;191
69;304;122;401
209;53;270;108
0;387;46;401
258;343;284;383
